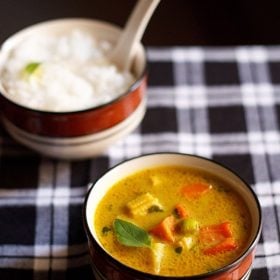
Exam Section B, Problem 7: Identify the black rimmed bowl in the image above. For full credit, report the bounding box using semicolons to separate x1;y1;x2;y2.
83;153;262;280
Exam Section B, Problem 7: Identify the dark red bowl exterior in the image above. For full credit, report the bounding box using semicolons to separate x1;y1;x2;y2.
0;74;147;137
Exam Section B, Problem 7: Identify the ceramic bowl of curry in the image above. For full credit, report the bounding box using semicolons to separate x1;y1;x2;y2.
83;153;262;279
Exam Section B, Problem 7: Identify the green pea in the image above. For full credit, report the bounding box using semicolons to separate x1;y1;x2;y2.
180;218;199;234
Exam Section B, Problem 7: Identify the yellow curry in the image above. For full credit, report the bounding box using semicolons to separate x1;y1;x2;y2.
94;166;251;276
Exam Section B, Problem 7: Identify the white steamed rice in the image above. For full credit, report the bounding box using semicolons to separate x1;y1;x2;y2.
1;29;135;112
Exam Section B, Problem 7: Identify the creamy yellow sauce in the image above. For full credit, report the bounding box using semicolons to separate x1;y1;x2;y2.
94;166;251;276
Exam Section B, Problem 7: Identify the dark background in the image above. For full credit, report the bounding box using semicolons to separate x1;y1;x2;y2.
1;0;280;46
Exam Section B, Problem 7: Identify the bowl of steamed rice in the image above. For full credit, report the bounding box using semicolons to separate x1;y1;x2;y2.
0;18;147;159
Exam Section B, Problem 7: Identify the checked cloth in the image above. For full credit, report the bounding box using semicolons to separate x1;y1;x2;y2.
0;46;280;279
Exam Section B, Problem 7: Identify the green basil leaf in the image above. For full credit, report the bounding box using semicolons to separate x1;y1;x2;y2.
113;219;151;248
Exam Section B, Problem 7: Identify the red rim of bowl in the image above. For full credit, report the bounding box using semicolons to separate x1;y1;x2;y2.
83;152;263;280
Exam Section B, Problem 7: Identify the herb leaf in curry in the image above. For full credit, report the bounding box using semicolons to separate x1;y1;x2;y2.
174;246;183;254
113;218;151;248
148;205;163;213
102;226;112;235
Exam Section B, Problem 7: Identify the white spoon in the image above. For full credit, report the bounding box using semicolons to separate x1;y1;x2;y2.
110;0;161;71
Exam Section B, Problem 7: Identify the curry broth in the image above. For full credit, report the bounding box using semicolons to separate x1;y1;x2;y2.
94;166;251;276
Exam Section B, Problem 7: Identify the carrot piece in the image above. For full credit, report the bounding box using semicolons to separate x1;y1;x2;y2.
150;215;176;242
174;203;188;218
203;237;237;255
181;183;212;199
201;222;233;237
200;222;233;244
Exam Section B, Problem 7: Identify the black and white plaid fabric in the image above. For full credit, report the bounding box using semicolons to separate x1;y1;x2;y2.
0;46;280;279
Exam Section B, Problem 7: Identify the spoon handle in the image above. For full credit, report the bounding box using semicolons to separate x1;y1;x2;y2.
110;0;161;71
